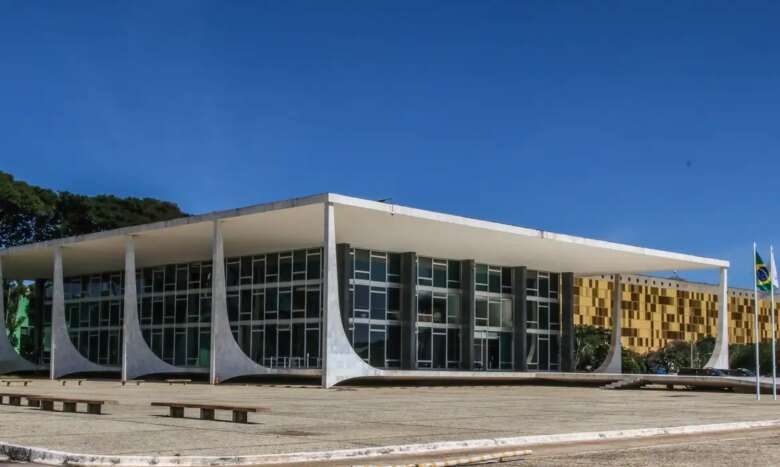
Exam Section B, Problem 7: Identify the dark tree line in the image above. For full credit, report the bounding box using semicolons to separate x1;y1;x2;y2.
0;171;188;248
576;324;779;375
1;171;188;358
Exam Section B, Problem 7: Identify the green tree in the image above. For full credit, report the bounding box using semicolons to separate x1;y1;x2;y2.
729;342;779;376
0;172;59;247
574;325;610;371
0;171;188;248
621;348;648;374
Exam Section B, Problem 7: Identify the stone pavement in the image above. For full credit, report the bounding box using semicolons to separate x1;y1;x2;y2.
0;379;778;457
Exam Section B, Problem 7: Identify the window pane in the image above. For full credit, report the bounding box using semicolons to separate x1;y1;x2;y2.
489;269;500;293
354;323;369;360
387;287;400;312
306;290;320;318
432;296;446;323
476;299;488;320
307;254;320;280
355;249;370;272
355;285;370;310
387;254;401;279
433;333;446;368
226;261;240;287
433;263;446;288
417;327;432;362
280;256;292;282
418;291;432;319
371;256;386;282
370;292;385;320
476;264;488;286
501;299;513;328
488;301;501;327
418;257;433;280
387;325;401;360
370;330;385;368
447;293;460;324
293;250;307;273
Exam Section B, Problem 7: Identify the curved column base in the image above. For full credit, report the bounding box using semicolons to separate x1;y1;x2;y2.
704;268;729;370
594;347;622;374
51;347;119;379
124;344;206;381
211;314;321;383
213;345;322;383
0;352;45;375
595;274;622;374
323;202;392;388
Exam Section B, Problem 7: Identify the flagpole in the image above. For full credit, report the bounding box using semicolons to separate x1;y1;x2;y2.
771;245;777;400
754;242;761;400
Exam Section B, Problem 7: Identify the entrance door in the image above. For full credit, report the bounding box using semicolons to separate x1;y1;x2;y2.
473;332;500;370
487;337;500;370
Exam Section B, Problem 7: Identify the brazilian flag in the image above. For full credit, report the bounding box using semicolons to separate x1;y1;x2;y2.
756;252;772;292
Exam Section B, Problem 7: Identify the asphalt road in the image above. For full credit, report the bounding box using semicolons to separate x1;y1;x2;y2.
510;427;780;466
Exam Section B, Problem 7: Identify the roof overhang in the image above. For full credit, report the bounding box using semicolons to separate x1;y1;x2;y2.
0;193;728;279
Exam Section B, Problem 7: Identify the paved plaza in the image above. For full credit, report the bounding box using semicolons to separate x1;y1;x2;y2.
0;379;779;458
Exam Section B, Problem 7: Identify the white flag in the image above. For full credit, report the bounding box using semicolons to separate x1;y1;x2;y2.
772;246;779;289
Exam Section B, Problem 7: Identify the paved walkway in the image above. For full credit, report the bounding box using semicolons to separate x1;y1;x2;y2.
0;379;778;457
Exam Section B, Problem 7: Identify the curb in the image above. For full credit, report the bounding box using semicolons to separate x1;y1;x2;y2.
3;419;780;466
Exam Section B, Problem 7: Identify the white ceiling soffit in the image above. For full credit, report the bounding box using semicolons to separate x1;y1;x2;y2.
329;194;728;274
0;192;727;278
1;200;325;279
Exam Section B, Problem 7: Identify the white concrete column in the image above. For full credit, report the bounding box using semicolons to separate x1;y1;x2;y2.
50;247;64;380
210;220;227;384
596;273;622;373
322;202;377;388
704;267;729;369
50;247;116;379
121;237;136;383
121;235;202;381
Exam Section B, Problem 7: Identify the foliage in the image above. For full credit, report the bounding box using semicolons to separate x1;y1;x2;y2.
574;325;725;374
574;325;610;371
729;342;779;376
3;280;30;348
621;348;648;374
0;171;188;248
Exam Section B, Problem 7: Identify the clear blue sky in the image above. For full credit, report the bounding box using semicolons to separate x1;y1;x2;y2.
1;2;778;287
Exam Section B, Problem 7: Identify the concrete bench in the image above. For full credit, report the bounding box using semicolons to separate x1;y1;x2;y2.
29;396;105;415
121;380;144;386
60;379;83;386
166;379;191;385
0;393;42;407
0;380;31;387
151;401;267;424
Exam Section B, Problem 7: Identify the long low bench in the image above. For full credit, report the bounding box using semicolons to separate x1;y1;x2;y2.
28;396;105;415
151;402;267;424
166;379;192;385
0;380;31;387
0;393;41;407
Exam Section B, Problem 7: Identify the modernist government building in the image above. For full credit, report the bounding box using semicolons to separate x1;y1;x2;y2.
0;194;743;387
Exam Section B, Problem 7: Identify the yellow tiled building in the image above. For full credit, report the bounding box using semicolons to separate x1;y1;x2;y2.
576;274;779;355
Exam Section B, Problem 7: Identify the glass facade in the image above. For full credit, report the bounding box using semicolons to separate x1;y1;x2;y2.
38;242;562;374
474;264;513;370
138;262;212;367
347;248;403;369
416;257;462;369
48;247;323;369
60;273;125;366
344;249;563;372
225;248;323;369
526;271;561;371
